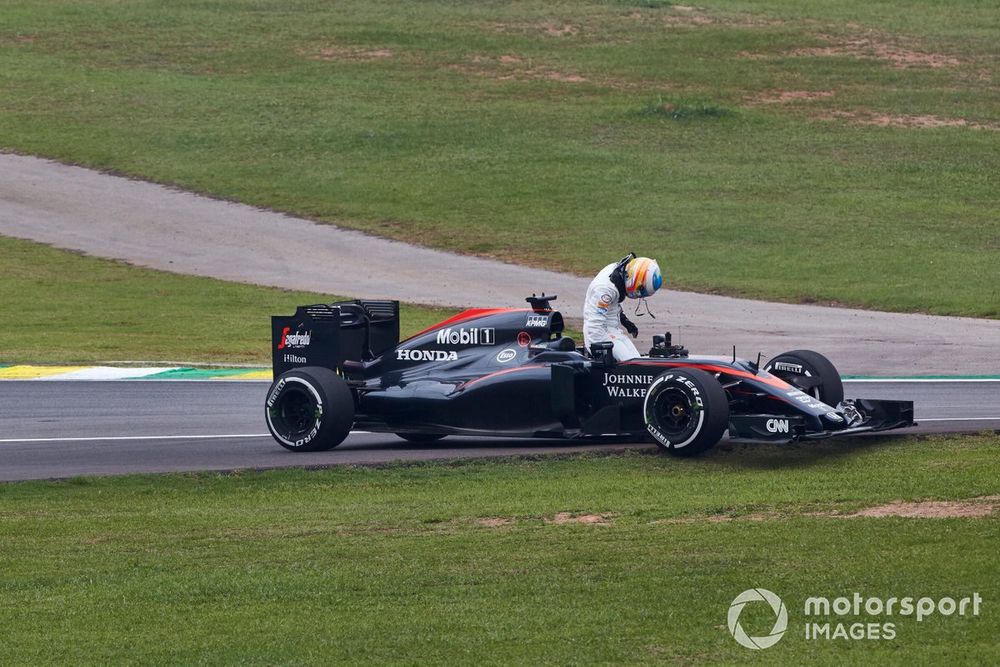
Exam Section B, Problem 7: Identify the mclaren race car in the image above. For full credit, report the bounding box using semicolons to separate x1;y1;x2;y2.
265;295;914;456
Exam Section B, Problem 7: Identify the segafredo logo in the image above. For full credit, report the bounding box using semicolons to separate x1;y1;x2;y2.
277;327;311;350
728;589;788;650
396;349;458;362
436;327;495;346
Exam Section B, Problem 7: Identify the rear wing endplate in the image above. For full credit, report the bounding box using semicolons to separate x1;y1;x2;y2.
271;300;399;378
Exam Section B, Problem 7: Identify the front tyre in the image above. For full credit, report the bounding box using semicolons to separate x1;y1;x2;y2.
265;367;355;452
764;349;843;407
644;368;729;457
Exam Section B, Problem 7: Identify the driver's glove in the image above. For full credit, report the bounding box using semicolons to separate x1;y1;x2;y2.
620;313;639;338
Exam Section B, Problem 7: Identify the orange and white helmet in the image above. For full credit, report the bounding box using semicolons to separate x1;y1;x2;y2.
624;257;663;299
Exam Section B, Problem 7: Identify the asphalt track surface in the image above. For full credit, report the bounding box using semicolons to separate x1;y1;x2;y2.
3;152;1000;375
1;380;997;482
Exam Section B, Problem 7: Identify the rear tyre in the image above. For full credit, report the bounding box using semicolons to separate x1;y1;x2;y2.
265;367;355;452
764;350;843;407
395;433;446;443
644;368;729;457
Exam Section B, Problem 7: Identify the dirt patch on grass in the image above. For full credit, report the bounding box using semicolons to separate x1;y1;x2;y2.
448;54;587;84
540;22;578;37
546;512;611;525
655;512;779;525
663;11;713;27
476;513;612;526
655;496;999;524
740;31;960;69
545;72;588;83
0;34;38;46
845;496;1000;519
659;7;783;28
299;46;394;62
791;34;959;69
707;512;779;523
749;90;835;104
819;110;998;130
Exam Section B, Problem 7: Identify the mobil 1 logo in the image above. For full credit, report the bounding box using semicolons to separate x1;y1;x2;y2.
436;327;495;346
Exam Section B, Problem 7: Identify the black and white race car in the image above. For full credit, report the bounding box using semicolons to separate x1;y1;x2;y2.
265;295;913;456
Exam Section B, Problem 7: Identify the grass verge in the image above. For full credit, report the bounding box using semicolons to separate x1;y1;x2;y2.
1;433;997;664
1;1;997;316
0;236;453;365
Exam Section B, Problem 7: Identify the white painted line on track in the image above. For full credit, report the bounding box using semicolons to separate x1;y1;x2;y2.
0;430;374;444
37;367;183;381
844;378;1000;383
0;434;271;444
915;417;1000;422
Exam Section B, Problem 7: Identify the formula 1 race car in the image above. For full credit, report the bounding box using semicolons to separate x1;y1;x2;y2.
265;295;914;456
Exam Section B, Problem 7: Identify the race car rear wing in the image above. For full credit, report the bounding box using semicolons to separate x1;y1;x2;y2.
271;300;400;378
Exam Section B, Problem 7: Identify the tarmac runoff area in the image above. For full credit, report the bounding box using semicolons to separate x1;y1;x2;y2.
2;152;999;376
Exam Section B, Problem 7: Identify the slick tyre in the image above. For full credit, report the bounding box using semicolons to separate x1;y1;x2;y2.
265;367;355;452
765;349;843;407
644;368;729;457
395;433;447;443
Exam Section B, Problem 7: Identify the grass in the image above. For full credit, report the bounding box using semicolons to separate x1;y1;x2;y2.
0;1;997;317
640;97;734;120
1;433;997;664
0;236;454;365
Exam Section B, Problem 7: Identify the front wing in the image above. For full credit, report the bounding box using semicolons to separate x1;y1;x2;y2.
728;399;915;443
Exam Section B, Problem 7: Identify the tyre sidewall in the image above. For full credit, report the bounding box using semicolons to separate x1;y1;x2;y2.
643;368;728;455
765;350;843;406
266;368;353;451
644;373;707;451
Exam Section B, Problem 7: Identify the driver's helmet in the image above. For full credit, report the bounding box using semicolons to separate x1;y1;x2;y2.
624;257;663;299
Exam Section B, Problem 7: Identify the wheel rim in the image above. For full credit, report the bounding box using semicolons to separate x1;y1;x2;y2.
274;386;318;438
652;387;697;440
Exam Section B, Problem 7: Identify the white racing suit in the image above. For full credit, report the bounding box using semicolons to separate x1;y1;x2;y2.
583;262;640;361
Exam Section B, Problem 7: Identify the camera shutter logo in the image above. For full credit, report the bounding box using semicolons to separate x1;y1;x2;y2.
728;588;788;650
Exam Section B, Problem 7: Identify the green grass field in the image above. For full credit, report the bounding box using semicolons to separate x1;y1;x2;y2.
1;434;997;664
1;0;997;316
0;236;452;364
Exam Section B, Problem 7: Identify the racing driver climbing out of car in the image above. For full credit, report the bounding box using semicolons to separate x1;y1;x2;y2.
583;252;663;361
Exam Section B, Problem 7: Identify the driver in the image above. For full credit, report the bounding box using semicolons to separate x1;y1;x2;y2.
583;253;663;361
